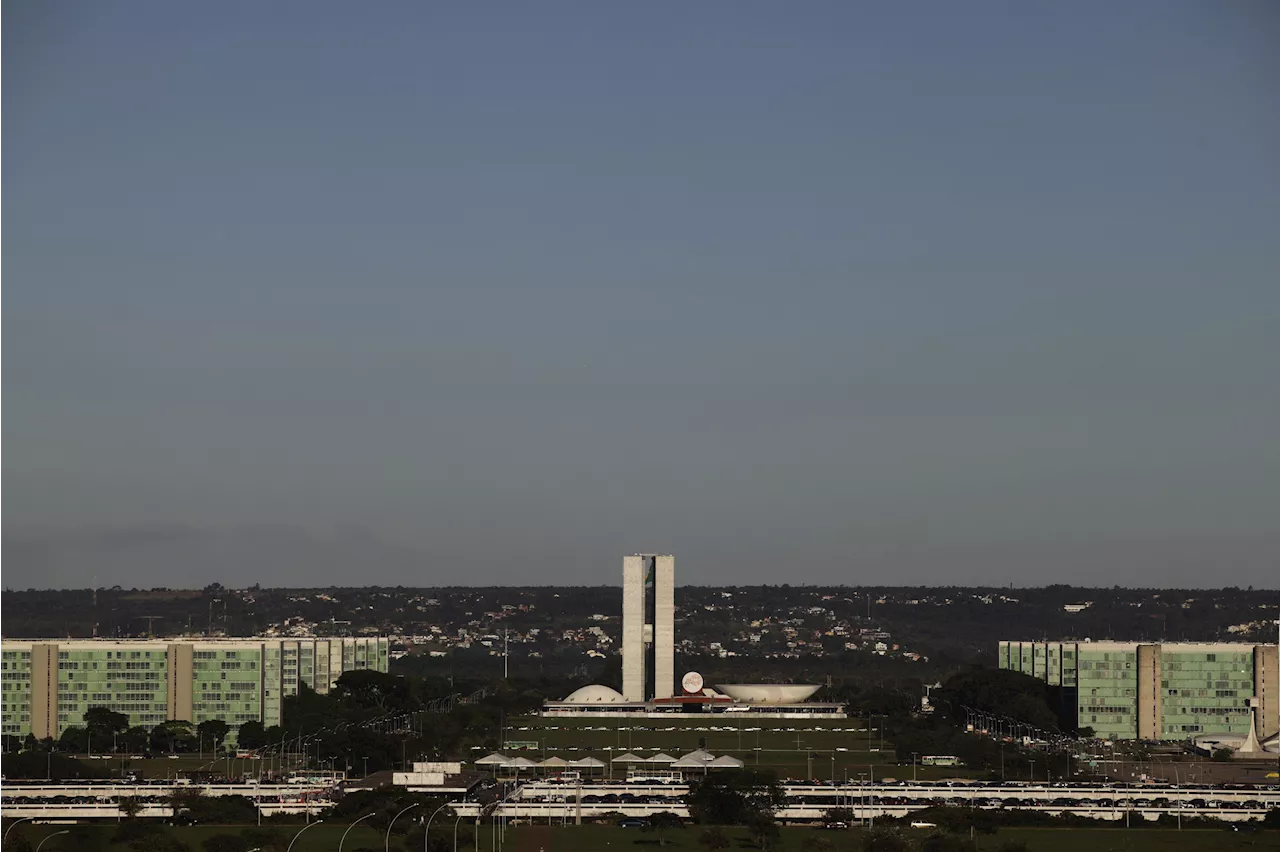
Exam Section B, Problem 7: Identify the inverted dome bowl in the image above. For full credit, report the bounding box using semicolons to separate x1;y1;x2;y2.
715;684;821;705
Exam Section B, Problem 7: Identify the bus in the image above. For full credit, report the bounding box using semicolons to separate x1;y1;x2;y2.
920;755;960;767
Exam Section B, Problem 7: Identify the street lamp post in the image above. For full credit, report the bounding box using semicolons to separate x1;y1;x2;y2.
386;804;421;852
424;801;455;852
285;820;323;852
339;813;378;852
857;773;867;827
4;817;36;845
453;812;466;852
869;764;875;829
36;831;70;852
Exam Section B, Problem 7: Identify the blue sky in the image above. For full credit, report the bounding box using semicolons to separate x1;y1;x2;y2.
5;1;1278;588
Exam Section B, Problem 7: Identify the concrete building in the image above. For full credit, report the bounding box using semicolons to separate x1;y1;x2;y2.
550;554;845;719
0;637;389;740
999;640;1279;741
622;554;674;701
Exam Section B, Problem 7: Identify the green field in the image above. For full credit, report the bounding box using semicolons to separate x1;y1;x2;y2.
502;716;968;782
8;823;1277;852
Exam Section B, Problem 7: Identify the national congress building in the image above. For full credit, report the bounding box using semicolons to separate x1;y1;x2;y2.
999;640;1278;741
0;637;389;740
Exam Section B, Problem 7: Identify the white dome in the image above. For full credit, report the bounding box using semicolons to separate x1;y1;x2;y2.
563;684;627;703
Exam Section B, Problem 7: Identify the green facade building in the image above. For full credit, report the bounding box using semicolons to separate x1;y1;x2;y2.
0;637;389;740
999;640;1278;741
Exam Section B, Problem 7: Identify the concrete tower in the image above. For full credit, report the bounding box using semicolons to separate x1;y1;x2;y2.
622;554;675;701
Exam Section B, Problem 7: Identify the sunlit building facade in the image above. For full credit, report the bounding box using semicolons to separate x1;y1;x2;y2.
999;640;1278;741
0;637;389;739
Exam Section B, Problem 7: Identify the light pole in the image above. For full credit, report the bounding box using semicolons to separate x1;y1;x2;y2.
386;804;421;852
424;801;454;852
911;753;917;783
857;773;867;827
285;820;322;852
340;813;378;852
36;831;70;852
453;811;466;852
868;764;875;829
4;817;36;844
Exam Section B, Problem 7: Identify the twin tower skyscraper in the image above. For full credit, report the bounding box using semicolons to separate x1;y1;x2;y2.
621;554;676;702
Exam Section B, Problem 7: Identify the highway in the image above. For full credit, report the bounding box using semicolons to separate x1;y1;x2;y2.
457;780;1280;823
4;779;1277;824
0;782;332;820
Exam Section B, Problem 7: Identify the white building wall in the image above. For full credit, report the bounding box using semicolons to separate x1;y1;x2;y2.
653;555;675;699
622;555;646;701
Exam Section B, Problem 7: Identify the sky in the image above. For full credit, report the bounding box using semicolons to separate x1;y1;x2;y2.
4;1;1279;590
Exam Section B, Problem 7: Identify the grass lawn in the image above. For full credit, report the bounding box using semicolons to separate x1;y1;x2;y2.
13;823;1278;852
502;716;971;782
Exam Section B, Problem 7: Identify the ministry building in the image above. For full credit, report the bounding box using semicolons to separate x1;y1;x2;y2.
999;640;1278;742
1;637;389;740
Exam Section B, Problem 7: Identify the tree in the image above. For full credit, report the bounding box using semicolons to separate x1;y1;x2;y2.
332;670;412;712
686;769;786;825
168;786;205;819
121;726;151;753
935;669;1060;732
196;720;230;752
1211;747;1234;762
118;796;143;820
59;726;90;753
643;812;682;847
236;720;268;750
745;812;780;851
85;708;130;741
150;721;196;754
698;828;730;851
822;807;853;826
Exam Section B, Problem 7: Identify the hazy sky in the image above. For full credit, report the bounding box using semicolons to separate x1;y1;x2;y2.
5;2;1278;590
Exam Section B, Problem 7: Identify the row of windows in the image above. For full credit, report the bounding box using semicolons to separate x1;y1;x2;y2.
84;703;165;712
1165;687;1248;698
192;703;257;712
